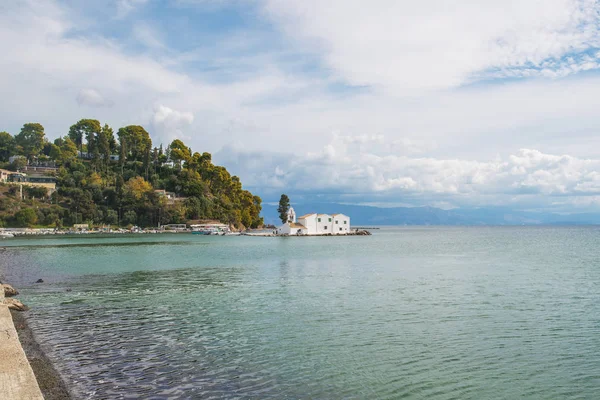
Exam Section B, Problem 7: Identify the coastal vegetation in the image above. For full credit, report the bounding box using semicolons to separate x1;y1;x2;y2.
0;121;263;229
277;194;290;224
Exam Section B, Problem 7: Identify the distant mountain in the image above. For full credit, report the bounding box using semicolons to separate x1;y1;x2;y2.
261;203;600;226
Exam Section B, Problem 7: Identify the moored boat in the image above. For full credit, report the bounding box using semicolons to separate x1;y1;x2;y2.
190;223;231;235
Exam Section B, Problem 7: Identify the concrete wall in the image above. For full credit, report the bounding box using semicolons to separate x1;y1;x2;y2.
316;214;332;234
298;215;318;234
0;291;44;399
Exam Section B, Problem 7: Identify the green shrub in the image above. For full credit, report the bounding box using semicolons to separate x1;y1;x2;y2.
15;208;37;227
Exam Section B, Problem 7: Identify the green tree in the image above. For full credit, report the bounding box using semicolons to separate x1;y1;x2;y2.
48;143;62;161
15;123;45;161
169;139;191;168
277;194;290;224
59;138;78;163
10;156;27;171
68;119;101;155
117;125;152;162
15;208;38;227
25;186;48;199
125;176;153;201
143;145;151;179
0;123;264;230
0;131;15;162
43;213;60;227
104;210;118;225
123;210;137;226
97;124;113;166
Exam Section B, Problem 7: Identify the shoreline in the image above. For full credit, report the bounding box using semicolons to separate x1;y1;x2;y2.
10;310;72;400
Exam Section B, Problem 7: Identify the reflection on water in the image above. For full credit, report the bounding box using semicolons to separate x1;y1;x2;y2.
1;227;600;399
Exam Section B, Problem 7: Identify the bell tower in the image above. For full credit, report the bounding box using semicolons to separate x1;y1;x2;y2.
287;207;296;223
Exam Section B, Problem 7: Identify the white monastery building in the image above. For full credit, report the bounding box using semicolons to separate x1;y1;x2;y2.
277;207;351;235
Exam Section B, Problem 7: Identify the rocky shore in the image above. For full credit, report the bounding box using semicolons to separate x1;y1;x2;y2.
2;282;72;400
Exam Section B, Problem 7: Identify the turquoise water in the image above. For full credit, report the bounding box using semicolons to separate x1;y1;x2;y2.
1;227;600;399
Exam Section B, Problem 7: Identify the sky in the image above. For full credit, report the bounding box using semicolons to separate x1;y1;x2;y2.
2;0;600;212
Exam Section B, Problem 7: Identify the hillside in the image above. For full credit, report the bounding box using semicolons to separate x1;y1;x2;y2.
0;121;263;229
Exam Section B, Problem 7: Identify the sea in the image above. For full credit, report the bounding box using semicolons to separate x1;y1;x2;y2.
1;226;599;399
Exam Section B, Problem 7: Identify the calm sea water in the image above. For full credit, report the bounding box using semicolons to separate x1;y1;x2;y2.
1;227;599;399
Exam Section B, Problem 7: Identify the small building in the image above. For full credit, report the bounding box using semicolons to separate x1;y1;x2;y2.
332;214;350;234
23;165;58;173
277;222;308;235
13;175;57;184
297;213;316;233
78;151;92;160
278;207;351;235
154;190;182;205
3;172;57;195
78;151;119;162
316;214;332;234
0;169;12;183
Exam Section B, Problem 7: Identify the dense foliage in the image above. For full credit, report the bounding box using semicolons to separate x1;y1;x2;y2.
0;121;263;229
278;194;290;224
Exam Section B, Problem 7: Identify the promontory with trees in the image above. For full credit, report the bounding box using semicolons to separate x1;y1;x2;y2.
0;120;263;229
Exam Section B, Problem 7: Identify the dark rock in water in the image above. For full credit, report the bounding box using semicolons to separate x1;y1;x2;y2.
355;229;372;236
2;283;19;297
4;298;29;311
36;279;44;283
66;288;72;292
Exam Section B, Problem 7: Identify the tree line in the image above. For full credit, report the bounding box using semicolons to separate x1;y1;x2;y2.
0;120;263;229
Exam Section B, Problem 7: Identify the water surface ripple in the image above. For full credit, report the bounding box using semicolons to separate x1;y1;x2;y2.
1;227;599;399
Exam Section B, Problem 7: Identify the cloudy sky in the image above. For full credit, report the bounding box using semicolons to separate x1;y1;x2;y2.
3;0;600;212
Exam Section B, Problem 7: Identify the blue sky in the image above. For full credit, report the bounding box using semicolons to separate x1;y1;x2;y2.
3;0;600;212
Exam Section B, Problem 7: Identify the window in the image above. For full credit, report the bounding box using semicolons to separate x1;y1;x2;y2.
318;218;321;222
328;218;331;222
324;226;328;230
344;221;347;224
335;220;339;224
339;227;342;231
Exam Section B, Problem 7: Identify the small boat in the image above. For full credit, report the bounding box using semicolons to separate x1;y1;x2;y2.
191;224;231;235
192;230;213;235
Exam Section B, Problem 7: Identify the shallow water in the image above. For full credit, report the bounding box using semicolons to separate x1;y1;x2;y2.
1;227;600;399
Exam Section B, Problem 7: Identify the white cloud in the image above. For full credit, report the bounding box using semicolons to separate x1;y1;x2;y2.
264;0;600;91
216;137;600;211
76;88;114;107
151;104;195;144
3;0;600;214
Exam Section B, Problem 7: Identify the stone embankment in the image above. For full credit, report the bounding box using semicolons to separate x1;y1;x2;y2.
0;283;43;399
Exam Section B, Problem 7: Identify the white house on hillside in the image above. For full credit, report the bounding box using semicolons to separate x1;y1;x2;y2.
277;206;350;235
